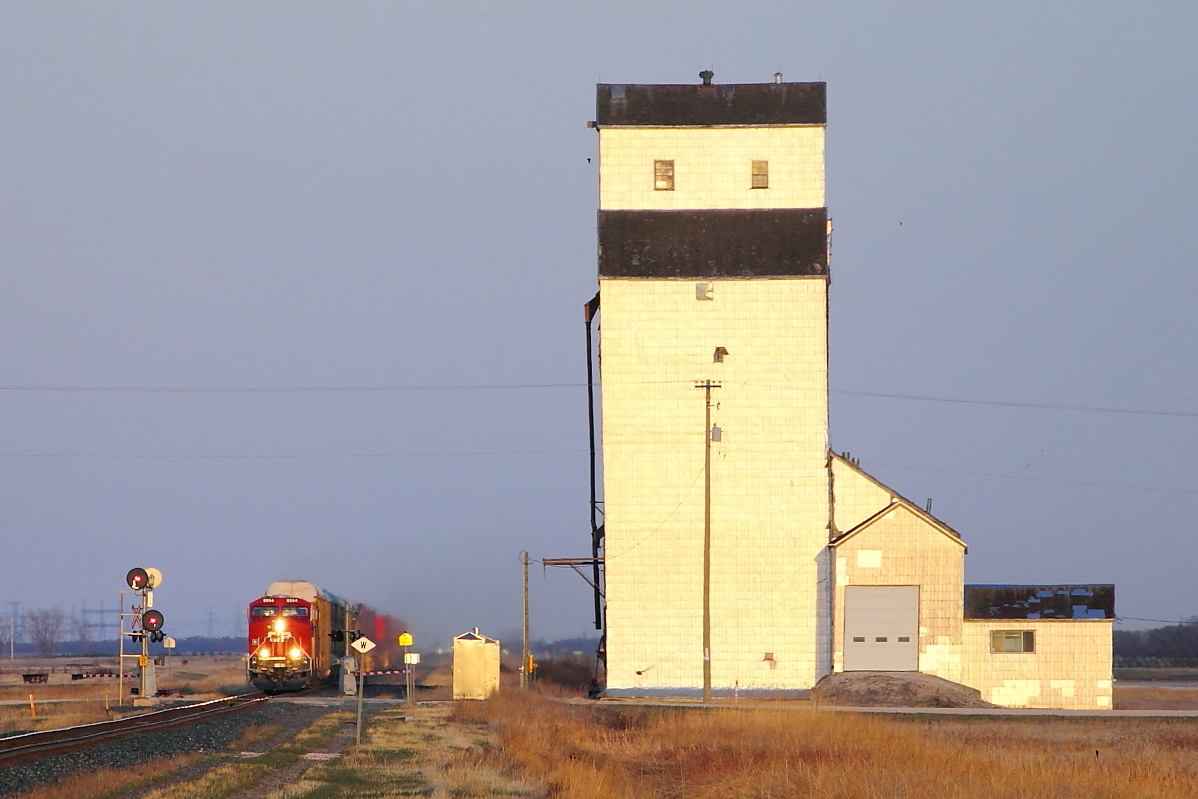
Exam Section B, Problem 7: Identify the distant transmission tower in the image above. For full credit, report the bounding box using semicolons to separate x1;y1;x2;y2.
82;599;120;641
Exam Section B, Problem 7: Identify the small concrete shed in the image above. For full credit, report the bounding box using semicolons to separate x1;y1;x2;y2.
452;628;500;700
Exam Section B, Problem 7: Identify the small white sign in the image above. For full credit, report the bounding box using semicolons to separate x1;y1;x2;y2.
351;636;376;654
404;652;420;665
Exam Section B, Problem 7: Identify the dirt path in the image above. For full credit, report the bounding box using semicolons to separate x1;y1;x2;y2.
124;699;543;799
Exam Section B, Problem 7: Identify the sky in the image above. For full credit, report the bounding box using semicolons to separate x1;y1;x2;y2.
1;3;1196;648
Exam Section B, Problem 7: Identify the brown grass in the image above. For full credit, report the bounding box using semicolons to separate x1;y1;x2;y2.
260;702;541;799
0;698;117;735
472;690;1198;799
1114;684;1198;710
0;654;250;700
6;754;202;799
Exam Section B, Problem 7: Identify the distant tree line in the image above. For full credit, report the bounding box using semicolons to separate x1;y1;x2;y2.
1114;621;1198;666
0;608;70;657
531;636;601;660
0;606;245;659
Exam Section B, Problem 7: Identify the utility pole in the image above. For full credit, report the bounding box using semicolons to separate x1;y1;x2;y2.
521;551;530;689
695;380;720;704
7;602;20;661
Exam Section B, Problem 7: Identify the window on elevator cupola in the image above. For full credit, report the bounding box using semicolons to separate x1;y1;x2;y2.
654;160;675;190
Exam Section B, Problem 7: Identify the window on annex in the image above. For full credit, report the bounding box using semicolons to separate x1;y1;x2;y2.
654;159;675;191
990;630;1036;653
751;160;769;189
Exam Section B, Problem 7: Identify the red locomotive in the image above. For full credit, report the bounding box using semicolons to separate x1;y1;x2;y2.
247;580;361;693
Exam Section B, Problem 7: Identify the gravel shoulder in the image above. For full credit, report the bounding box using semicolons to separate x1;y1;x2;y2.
4;697;543;799
0;699;338;798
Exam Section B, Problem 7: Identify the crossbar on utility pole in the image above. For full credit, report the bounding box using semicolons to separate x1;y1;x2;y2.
695;380;720;704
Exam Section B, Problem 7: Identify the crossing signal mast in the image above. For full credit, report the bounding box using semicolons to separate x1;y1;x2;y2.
121;567;167;706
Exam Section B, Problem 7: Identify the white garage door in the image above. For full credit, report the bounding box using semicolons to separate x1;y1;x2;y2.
844;585;919;671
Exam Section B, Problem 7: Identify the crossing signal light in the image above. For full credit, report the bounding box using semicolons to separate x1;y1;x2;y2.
126;567;162;590
330;630;345;642
127;568;150;591
141;609;165;632
349;630;362;642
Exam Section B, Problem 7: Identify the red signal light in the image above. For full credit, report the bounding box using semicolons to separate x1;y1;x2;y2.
142;609;165;632
126;568;149;591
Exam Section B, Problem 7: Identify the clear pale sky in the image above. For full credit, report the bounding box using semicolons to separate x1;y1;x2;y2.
1;3;1195;646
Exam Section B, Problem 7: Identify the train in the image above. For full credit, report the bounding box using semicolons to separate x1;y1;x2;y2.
248;580;405;693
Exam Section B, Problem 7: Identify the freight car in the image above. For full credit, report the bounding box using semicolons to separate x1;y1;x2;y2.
247;580;361;693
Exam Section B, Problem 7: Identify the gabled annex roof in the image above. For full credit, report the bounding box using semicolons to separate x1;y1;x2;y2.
828;452;966;549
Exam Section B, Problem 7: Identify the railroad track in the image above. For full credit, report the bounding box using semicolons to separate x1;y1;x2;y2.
0;694;269;767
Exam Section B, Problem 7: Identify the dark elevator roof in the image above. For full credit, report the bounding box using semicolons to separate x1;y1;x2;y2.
965;584;1115;620
596;82;826;127
598;209;828;279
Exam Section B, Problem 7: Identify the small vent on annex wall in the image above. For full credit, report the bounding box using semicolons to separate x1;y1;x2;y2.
713;346;728;363
696;282;714;300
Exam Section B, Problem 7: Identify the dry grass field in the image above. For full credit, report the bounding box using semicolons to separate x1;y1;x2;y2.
466;689;1198;799
0;654;249;695
7;667;1198;798
1114;683;1198;710
0;654;251;735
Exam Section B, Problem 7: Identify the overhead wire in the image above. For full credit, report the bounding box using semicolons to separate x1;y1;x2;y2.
0;380;1193;418
0;382;587;394
0;383;1192;481
833;390;1198;418
860;460;1198;495
0;448;586;460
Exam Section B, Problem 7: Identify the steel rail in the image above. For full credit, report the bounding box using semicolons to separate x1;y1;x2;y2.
0;694;269;766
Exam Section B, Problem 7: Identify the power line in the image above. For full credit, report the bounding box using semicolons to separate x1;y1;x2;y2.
862;460;1198;495
0;448;586;460
0;381;1193;418
834;390;1198;418
0;382;587;394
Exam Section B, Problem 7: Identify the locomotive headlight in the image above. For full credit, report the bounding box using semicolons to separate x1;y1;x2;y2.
289;648;303;659
259;647;270;658
273;619;286;633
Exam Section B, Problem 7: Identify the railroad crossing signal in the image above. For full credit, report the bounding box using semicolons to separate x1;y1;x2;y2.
142;609;166;641
126;567;163;591
127;568;150;591
122;566;165;708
